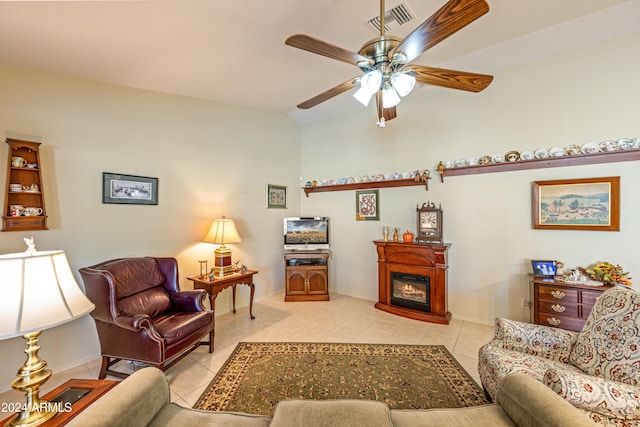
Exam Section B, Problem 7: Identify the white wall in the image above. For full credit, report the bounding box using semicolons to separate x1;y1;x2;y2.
0;66;301;390
300;32;640;324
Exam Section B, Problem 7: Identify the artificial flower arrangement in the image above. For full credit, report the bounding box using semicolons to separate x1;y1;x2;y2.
579;262;632;286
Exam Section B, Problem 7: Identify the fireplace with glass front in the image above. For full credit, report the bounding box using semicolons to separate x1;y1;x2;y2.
374;241;451;324
391;272;430;312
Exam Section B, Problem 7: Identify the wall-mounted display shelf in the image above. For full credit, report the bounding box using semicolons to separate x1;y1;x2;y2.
303;178;429;197
3;138;48;231
438;149;640;182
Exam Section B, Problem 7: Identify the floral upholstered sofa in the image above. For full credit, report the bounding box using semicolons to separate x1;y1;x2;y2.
479;286;640;427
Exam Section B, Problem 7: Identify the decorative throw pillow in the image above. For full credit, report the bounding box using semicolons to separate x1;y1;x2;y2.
569;286;640;385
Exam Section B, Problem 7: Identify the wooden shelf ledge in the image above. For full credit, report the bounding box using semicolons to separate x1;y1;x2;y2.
303;178;429;196
438;149;640;182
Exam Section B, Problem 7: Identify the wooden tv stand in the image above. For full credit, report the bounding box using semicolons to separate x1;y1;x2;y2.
283;251;330;302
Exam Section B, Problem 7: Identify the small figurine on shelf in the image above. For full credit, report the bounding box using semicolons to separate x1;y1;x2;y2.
392;228;399;242
383;226;389;242
556;261;565;277
241;264;248;274
208;268;215;282
233;260;241;273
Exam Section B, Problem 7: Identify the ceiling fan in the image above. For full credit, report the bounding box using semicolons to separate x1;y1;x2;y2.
285;0;493;127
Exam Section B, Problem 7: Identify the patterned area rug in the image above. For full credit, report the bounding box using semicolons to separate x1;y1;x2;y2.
194;342;488;416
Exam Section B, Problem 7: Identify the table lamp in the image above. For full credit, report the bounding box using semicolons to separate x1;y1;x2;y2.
203;216;242;277
0;241;95;427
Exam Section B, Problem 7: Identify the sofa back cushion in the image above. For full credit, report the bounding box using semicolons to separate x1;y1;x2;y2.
569;286;640;385
99;257;171;318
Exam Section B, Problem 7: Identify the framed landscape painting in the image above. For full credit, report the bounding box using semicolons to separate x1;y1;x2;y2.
532;176;619;231
102;172;158;205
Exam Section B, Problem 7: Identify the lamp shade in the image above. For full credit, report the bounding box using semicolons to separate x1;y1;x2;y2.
203;217;242;245
0;250;95;340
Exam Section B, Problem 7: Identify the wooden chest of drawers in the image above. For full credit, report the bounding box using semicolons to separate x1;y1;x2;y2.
530;276;613;332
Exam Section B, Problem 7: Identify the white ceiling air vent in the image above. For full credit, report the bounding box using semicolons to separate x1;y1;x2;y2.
365;1;415;34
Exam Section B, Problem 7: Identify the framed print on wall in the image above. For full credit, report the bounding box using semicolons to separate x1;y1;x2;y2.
102;172;158;205
356;190;379;221
266;184;287;209
532;176;619;231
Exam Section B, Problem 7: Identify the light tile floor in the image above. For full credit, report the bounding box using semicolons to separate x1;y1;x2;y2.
0;292;494;410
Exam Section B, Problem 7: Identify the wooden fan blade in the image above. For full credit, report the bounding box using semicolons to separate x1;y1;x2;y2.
297;77;360;109
392;0;489;64
408;65;493;92
286;34;373;66
375;92;397;121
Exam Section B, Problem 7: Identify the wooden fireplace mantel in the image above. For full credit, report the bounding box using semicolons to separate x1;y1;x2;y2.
374;240;451;324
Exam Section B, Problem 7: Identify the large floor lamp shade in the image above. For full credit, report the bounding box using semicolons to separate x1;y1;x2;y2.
0;245;95;426
203;216;242;277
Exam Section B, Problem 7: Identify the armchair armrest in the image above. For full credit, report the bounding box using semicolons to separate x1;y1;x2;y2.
544;368;640;420
114;314;153;332
492;318;578;363
170;290;207;312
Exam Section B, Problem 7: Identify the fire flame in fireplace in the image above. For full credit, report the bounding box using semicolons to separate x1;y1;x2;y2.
395;282;427;302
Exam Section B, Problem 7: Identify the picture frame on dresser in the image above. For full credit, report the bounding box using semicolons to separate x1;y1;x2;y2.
102;172;158;205
532;176;619;231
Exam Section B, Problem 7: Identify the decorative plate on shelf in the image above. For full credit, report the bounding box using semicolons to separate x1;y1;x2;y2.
454;158;468;167
564;144;581;155
600;140;618;152
479;155;492;165
548;146;565;157
505;151;520;162
534;148;549;159
581;142;599;154
520;151;535;160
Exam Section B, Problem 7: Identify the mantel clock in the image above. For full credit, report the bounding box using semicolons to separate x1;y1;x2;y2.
416;202;443;244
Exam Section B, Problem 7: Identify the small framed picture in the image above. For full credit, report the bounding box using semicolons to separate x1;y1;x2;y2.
532;176;620;231
266;184;287;209
102;172;158;205
356;190;379;221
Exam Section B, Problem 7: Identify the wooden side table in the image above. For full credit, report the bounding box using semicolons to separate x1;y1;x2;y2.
0;379;117;426
188;270;257;320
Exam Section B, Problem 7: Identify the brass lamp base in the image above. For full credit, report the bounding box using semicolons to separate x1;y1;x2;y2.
8;331;57;427
214;245;234;277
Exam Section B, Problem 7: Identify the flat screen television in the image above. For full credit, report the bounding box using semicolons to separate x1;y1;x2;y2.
283;217;330;251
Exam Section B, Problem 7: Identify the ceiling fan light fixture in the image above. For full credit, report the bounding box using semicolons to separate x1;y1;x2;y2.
353;86;376;107
360;69;383;91
382;85;401;108
390;71;416;97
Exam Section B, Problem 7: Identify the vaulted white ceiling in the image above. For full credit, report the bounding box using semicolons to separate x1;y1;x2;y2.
0;0;636;123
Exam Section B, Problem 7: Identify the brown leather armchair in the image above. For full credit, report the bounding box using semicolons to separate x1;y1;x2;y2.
79;257;214;379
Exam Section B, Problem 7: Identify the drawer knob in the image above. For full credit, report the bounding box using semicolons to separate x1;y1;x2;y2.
547;317;561;326
551;290;566;299
551;304;566;313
